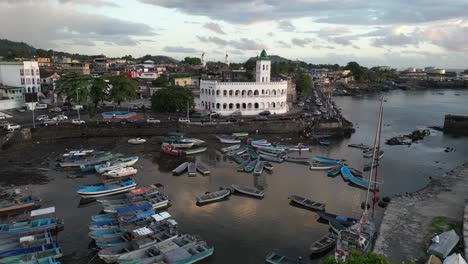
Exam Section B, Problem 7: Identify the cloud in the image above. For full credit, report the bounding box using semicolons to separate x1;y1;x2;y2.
278;40;291;48
163;46;198;53
291;38;312;47
277;20;295;32
57;0;119;7
197;36;265;50
203;22;226;35
316;27;351;37
371;26;421;47
330;36;352;46
424;23;468;52
0;1;154;48
267;32;275;37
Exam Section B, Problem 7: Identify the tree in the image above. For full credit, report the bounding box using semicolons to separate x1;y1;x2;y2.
152;75;169;87
320;250;394;264
151;86;194;113
345;62;368;81
56;72;90;104
183;57;202;65
295;73;312;95
89;77;107;108
108;75;137;106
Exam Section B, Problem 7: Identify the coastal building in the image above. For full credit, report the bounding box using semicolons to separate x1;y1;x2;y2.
62;63;90;75
198;50;288;116
92;57;110;74
0;61;42;109
36;57;51;67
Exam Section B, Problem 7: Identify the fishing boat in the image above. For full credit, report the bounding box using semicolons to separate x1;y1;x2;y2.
91;204;153;222
172;162;189;176
288;195;325;211
247;148;258;159
257;149;282;157
347;143;372;150
95;156;139;173
259;154;283;163
0;247;62;264
128;138;146;145
237;159;250;172
20;256;60;264
0;234;56;257
329;221;346;234
309;162;341;171
313;156;342;164
349;168;363;178
250;139;271;147
187;162;197;176
253;161;264;175
216;135;241;144
220;144;240;153
316;211;358;227
162;145;184;157
0;195;41;214
232;132;248;137
62;149;94;158
88;220;119;231
230;154;247;164
196;162;210;175
327;166;342;177
231;185;264;198
0;218;63;236
364;149;384;159
185;138;205;146
184;147;207;155
319;140;331;146
263;162;274;171
265;252;307;264
310;233;336;254
60;153;124;168
101;194;169;213
77;178;137;198
255;145;286;152
103;167;138;178
287;144;310;152
284;156;310;165
0;231;52;251
162;138;194;149
341;166;380;189
196;189;231;204
244;160;258;173
96;184;161;203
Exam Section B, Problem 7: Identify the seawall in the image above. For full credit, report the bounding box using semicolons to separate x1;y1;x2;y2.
444;115;468;135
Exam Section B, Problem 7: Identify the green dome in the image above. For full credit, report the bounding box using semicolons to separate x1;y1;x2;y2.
260;49;268;58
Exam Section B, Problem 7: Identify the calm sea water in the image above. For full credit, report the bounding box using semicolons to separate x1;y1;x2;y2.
21;89;468;263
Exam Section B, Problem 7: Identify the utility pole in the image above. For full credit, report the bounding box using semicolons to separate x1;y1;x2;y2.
32;103;36;128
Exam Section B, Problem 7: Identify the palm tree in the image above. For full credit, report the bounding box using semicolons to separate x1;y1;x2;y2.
56;72;90;104
109;75;137;107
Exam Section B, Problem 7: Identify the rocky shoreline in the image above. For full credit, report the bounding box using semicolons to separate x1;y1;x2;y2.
374;162;468;262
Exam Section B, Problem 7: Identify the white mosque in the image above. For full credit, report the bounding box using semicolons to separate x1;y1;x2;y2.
198;50;288;116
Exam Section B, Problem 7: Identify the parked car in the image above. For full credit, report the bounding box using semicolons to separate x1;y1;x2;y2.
178;118;190;124
52;115;68;121
36;115;49;121
35;103;48;110
146;118;161;124
72;105;83;111
42;119;58;126
5;124;21;132
16;108;26;113
209;112;220;118
72;119;85;124
50;107;62;113
259;111;271;116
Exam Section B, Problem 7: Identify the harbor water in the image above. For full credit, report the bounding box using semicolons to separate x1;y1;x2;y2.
2;89;467;263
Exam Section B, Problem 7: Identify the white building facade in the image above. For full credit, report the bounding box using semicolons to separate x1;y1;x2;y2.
198;50;288;116
0;61;42;94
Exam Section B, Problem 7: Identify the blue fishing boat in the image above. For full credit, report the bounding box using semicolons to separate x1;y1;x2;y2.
88;220;119;231
95;156;139;173
88;228;123;240
91;204;153;222
0;242;58;258
0;218;63;236
244;160;258;173
21;256;60;264
0;231;54;256
284;156;310;165
0;195;41;214
341;166;380;189
259;154;283;163
255;145;286;152
0;246;62;264
313;156;341;164
327;166;342;177
316;211;357;227
265;252;307;264
77;178;137;198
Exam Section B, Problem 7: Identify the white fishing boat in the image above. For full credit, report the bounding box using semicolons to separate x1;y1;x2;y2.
196;189;231;204
232;132;249;137
103;167;138;178
128;138;147;145
216;135;241;144
95;156;139;173
309;162;341;170
186;138;205;146
220;144;241;153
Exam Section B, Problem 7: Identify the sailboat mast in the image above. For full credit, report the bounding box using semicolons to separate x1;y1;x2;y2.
372;98;384;214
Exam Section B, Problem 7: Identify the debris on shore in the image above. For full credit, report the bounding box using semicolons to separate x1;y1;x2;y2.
386;129;431;145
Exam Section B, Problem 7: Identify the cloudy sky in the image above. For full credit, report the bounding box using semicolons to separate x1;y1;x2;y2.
1;0;468;68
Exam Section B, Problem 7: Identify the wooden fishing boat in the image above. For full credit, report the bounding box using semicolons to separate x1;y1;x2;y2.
196;162;210;175
187;162;197;177
284;156;310;165
96;184;161;203
0;233;55;257
232;132;248;137
313;156;341;164
265;252;307;264
0;195;41;214
237;159;250;172
0;217;64;236
263;162;274;171
172;162;189;176
247;148;258;159
196;189;231;204
60;153;123;168
329;221;346;234
288;195;325;211
230;154;247;164
0;247;62;264
20;256;60;264
253;161;264;175
128;138;146;145
101;194;169;213
250;139;271;147
77;178;137;198
341;166;380;189
184;147;207;155
95;156;139;173
327;166;342;177
259;154;283;163
244;160;258;173
103;167;138;178
309;162;340;171
347;143;372;150
316;211;357;226
231;184;264;198
162;138;194;149
216;135;241;144
287;145;310;152
220;144;240;153
185;138;205;146
310;233;336;254
162;145;184;157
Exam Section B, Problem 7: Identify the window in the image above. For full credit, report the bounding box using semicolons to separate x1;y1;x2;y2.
254;103;259;109
21;78;25;85
32;78;35;84
36;69;39;75
223;90;227;96
266;65;269;71
216;103;220;109
37;79;40;84
236;103;240;109
20;69;24;76
229;90;233;97
229;103;233;109
223;103;227;109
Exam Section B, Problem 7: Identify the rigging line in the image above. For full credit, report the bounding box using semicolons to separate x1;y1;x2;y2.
372;97;384;216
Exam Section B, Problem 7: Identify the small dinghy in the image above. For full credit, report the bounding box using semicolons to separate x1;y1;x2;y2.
347;143;372;150
184;147;207;155
95;156;139;173
253;161;264;175
313;156;342;164
259;154;283;163
128;138;146;145
244;160;258;173
265;252;307;264
220;145;240;153
231;184;264;198
316;211;357;226
284;156;310;165
172;162;189;176
309;162;341;170
310;233;336;254
196;162;210;175
288;195;325;211
263;162;274;171
162;145;183;157
216;135;241;144
185;138;205;146
162;138;194;149
77;178;137;198
329;221;346;234
364;149;384;159
103;167;137;178
0;195;41;214
288;144;310;152
187;162;197;176
232;132;248;137
196;189;231;204
327;166;342;177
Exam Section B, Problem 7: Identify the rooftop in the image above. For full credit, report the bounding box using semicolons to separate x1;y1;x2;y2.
0;61;23;65
258;49;270;61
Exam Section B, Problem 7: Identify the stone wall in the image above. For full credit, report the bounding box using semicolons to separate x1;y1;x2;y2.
444;115;468;135
464;203;468;259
